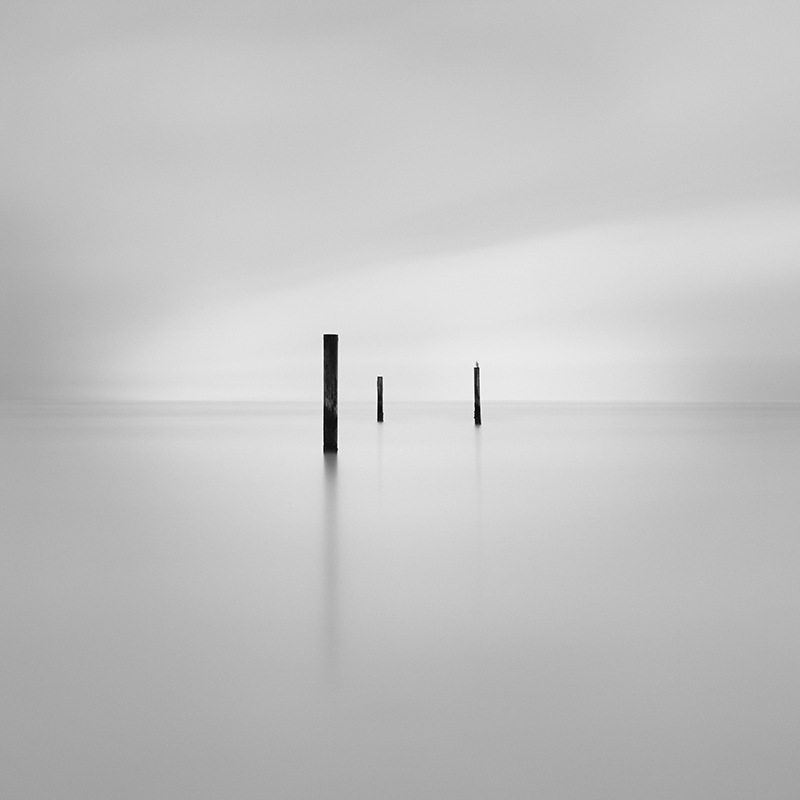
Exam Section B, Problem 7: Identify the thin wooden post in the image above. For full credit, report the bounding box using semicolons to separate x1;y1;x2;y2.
377;376;384;422
323;334;338;452
474;362;482;426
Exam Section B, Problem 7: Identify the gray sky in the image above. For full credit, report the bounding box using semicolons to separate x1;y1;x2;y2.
3;0;800;401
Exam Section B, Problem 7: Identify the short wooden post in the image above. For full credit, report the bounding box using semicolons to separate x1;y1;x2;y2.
323;334;338;452
474;362;482;426
377;376;384;422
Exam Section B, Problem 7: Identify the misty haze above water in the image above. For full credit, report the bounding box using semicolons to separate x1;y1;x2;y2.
2;402;799;799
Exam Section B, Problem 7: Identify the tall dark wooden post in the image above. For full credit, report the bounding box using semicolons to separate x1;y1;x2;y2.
474;362;482;426
377;376;384;423
323;334;338;452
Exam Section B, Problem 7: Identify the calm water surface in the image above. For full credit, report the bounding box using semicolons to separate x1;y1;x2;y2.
2;403;799;799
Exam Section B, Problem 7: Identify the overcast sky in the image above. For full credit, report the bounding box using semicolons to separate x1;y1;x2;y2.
2;0;800;401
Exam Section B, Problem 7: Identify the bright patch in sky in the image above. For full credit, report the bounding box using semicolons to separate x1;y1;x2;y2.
107;201;800;402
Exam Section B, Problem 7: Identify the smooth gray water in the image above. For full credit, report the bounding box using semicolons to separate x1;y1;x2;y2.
2;403;799;799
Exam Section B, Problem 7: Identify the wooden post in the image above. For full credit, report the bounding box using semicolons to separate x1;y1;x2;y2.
474;362;482;426
377;376;384;422
323;334;338;452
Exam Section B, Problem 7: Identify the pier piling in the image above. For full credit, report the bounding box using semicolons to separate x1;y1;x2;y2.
323;334;338;452
474;362;482;426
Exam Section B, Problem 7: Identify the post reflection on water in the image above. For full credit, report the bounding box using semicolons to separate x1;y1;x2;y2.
323;452;338;680
473;423;483;607
376;420;383;500
473;422;482;525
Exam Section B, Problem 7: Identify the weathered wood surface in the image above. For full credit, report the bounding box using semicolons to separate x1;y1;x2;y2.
323;334;338;452
474;362;482;426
